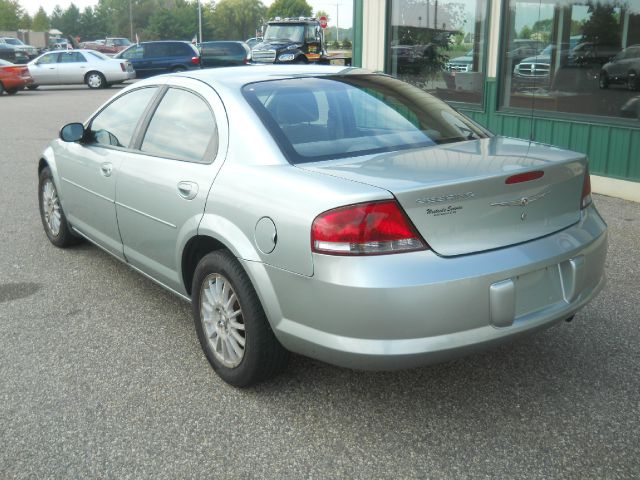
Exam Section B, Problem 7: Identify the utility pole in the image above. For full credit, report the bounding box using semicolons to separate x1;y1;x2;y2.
129;0;133;40
335;3;339;43
198;0;203;43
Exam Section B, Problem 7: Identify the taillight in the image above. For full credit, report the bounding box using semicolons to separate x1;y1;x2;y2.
311;200;428;255
191;56;200;65
120;62;126;72
581;165;592;209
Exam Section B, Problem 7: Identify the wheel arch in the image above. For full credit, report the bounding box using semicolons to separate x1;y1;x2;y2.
181;235;229;296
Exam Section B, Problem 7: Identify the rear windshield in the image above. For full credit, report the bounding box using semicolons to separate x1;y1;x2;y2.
243;74;489;164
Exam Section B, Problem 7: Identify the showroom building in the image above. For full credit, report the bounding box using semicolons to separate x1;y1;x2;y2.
351;0;640;201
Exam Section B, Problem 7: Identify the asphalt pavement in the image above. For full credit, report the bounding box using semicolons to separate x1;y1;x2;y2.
1;84;639;479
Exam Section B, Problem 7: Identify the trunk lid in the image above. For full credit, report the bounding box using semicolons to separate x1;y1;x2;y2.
300;137;587;256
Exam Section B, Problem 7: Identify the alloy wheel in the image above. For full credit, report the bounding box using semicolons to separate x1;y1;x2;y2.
200;273;246;368
41;179;61;236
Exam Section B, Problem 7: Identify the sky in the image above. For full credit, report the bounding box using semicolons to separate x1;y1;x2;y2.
19;0;354;28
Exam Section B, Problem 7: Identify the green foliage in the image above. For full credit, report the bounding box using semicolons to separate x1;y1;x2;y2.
341;38;351;49
330;40;340;49
267;0;312;20
18;11;31;29
0;0;22;30
32;7;50;31
314;9;329;22
212;0;266;41
581;5;620;46
519;25;532;39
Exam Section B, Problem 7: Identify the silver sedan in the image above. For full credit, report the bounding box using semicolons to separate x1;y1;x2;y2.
37;66;607;387
27;49;135;89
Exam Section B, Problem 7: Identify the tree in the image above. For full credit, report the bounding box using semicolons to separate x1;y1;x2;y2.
581;5;620;47
212;0;266;40
32;7;50;32
0;0;22;30
59;4;82;36
519;25;532;39
267;0;312;20
315;9;329;22
18;12;32;29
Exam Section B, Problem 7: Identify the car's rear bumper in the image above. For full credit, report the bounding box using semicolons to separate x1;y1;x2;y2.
245;204;607;370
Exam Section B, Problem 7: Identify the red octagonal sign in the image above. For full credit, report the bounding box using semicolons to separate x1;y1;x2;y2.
319;16;328;28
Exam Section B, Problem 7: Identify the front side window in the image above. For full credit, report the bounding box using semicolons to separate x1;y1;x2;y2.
501;0;640;122
388;0;488;105
141;88;217;163
89;87;158;148
243;75;488;164
36;53;59;65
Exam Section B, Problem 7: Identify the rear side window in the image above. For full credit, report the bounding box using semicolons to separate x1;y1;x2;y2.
89;87;158;148
58;52;86;63
141;88;217;163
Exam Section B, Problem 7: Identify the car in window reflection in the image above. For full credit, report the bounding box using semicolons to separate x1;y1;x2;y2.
27;49;135;89
0;58;33;94
37;66;607;387
599;44;640;91
446;49;473;73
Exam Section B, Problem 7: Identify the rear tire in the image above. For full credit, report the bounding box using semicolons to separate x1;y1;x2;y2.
85;71;106;89
192;250;289;387
26;84;39;90
38;167;83;248
6;88;18;95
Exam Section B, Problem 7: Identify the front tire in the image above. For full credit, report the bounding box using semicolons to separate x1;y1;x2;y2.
26;84;39;90
627;72;639;91
38;167;83;248
192;250;288;387
598;72;609;89
85;71;106;89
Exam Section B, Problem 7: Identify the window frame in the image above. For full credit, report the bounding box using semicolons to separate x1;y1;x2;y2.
496;0;640;129
85;86;162;151
134;86;219;165
385;0;491;111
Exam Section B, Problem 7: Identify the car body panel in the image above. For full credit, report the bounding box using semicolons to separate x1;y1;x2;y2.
39;65;608;371
0;60;33;91
28;50;135;86
115;41;200;78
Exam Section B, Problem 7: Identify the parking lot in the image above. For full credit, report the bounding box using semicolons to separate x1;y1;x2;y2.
1;84;639;479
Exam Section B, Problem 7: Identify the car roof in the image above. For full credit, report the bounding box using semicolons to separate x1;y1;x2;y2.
142;65;369;91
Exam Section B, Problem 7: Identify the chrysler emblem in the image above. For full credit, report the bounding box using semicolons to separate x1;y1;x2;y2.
490;189;550;207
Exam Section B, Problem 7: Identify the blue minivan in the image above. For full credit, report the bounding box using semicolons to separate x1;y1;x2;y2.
114;41;200;78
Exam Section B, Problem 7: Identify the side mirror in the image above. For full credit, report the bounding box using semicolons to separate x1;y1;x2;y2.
60;122;85;142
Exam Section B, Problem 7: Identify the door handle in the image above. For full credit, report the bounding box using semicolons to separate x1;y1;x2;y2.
100;163;113;177
177;181;198;200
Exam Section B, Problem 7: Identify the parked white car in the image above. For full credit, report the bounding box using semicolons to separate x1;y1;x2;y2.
27;49;135;89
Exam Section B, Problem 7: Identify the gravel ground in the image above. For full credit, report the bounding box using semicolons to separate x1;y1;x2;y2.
0;85;638;479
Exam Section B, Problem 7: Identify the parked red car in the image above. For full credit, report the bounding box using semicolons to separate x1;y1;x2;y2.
0;59;33;94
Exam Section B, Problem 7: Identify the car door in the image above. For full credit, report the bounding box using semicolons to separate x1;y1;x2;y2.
56;51;88;84
115;78;228;294
120;44;148;77
56;86;160;258
29;52;59;84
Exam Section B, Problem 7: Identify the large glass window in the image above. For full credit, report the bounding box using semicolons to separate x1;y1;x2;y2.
501;0;640;121
388;0;488;105
243;75;489;164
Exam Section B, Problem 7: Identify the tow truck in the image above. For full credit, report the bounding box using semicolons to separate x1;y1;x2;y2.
251;17;350;65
